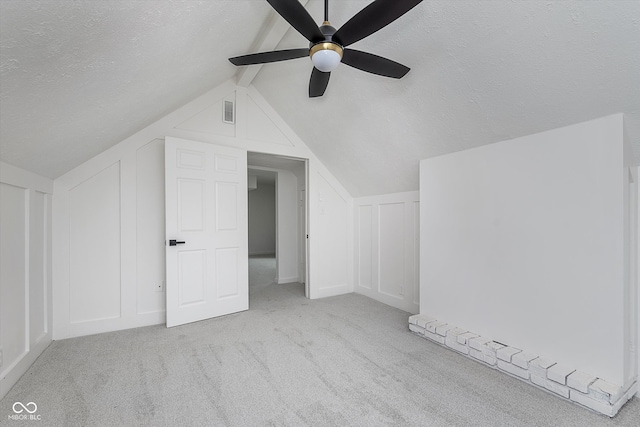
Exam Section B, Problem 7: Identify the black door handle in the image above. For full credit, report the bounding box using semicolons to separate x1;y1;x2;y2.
169;239;186;246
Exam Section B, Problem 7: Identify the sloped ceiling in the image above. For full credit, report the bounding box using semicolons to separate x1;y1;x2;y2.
0;0;272;178
1;1;639;197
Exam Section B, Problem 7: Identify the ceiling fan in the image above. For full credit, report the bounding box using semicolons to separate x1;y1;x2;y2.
229;0;423;97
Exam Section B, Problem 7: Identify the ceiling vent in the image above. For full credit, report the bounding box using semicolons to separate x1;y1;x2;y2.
223;100;235;124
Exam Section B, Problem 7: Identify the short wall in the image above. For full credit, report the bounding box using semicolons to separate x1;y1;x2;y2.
354;191;419;313
0;162;53;400
419;115;636;409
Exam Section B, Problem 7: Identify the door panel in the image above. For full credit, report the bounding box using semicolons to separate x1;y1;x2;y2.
165;137;248;327
178;179;205;231
178;250;206;305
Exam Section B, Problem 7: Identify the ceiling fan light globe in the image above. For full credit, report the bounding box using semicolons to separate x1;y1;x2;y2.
311;49;341;72
309;42;343;72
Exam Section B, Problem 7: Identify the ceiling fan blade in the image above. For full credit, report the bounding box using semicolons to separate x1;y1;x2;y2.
229;48;309;66
333;0;423;47
267;0;325;43
309;67;330;97
341;49;410;78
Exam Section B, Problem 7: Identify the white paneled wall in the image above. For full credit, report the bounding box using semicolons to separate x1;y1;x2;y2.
52;81;353;339
0;162;52;399
354;191;419;313
69;162;121;323
54;145;166;339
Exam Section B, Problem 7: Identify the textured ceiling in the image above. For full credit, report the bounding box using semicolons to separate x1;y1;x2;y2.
0;0;271;178
253;0;640;196
1;1;639;197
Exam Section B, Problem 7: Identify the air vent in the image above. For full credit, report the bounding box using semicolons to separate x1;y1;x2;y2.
223;100;234;124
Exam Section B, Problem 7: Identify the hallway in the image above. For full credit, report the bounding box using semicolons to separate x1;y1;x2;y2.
249;254;304;302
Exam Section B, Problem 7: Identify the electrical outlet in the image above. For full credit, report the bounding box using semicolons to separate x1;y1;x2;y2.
0;347;3;367
156;281;165;292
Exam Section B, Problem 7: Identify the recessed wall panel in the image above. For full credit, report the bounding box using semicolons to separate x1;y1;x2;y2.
412;201;420;306
69;163;121;323
0;183;27;370
378;203;404;299
216;182;238;231
246;94;293;146
216;248;239;298
30;190;47;342
178;250;206;306
358;205;373;289
178;179;204;232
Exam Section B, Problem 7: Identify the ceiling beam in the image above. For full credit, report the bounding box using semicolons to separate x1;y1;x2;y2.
235;0;311;88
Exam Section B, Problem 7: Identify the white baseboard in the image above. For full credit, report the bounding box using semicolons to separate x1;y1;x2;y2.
355;285;419;315
310;284;351;299
1;337;52;400
54;311;165;340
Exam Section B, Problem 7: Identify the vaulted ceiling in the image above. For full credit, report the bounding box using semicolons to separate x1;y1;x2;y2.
1;0;639;196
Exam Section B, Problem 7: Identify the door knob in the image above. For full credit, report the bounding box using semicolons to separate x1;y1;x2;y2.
169;239;185;246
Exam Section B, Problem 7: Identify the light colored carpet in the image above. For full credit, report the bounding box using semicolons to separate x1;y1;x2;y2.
1;282;638;426
249;254;276;289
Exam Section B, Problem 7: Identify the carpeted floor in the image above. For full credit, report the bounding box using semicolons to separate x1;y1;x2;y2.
249;254;277;289
1;277;638;426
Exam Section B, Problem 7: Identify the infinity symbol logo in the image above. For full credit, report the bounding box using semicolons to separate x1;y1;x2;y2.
12;402;38;414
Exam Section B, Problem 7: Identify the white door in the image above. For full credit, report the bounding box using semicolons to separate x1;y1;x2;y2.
165;137;248;327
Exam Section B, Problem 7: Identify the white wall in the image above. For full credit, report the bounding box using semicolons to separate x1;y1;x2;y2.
0;162;53;400
52;81;353;339
276;170;300;284
354;191;420;313
311;171;352;298
637;164;640;398
419;114;635;389
248;182;276;255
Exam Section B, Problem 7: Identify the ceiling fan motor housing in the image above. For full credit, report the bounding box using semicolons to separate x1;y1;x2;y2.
309;23;343;72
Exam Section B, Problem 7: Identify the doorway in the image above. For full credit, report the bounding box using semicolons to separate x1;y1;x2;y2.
247;169;277;292
247;152;308;298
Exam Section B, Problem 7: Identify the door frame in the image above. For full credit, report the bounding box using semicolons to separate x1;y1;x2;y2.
246;153;309;297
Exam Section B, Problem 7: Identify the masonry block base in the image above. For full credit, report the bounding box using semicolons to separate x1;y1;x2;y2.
408;314;636;417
